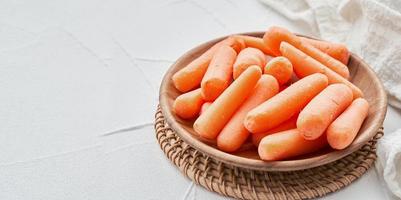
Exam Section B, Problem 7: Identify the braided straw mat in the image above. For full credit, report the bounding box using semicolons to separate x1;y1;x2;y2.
154;107;383;200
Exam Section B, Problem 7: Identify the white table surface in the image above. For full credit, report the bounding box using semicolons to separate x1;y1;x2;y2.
0;0;400;199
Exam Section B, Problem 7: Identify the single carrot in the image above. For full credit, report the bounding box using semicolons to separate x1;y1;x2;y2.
235;35;274;55
173;88;204;119
172;37;245;92
217;75;279;152
251;114;297;147
263;26;350;79
297;84;353;140
201;45;237;101
258;129;327;161
280;42;363;98
233;47;266;79
199;102;212;115
300;37;350;65
244;73;328;133
327;98;369;149
194;66;262;140
264;56;293;85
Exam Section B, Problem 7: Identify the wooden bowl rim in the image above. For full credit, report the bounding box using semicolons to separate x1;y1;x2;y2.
159;31;387;171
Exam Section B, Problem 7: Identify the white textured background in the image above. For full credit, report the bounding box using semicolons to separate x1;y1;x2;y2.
0;0;400;199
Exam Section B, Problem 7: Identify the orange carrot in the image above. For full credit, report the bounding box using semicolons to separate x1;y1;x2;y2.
264;56;293;85
223;36;246;53
327;98;369;149
300;41;350;79
297;84;353;140
200;102;212;115
173;88;204;119
236;35;274;55
263;26;349;79
172;45;218;92
280;42;363;98
201;45;237;101
252;114;297;146
194;66;262;140
262;26;296;56
258;129;327;161
244;73;328;133
217;75;279;152
172;37;244;92
300;37;350;65
266;55;274;63
233;47;266;79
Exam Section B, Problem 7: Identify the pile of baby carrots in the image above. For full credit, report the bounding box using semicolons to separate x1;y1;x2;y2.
172;26;369;161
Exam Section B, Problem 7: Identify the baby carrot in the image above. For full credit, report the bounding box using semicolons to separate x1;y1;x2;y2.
194;66;262;140
201;45;237;101
266;55;274;63
244;73;328;133
233;47;266;79
172;37;245;92
263;26;349;79
300;37;350;65
299;41;349;79
172;44;219;92
235;35;274;55
258;129;327;161
251;114;297;147
280;42;363;98
173;88;204;119
199;102;212;115
327;98;369;149
223;36;246;53
264;56;293;85
297;84;353;140
217;75;279;152
263;26;297;56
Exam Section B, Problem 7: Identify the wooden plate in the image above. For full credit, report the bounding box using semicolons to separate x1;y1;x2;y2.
159;32;387;171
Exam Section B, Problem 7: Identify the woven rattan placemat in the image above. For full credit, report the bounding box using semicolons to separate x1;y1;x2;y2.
155;107;383;200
